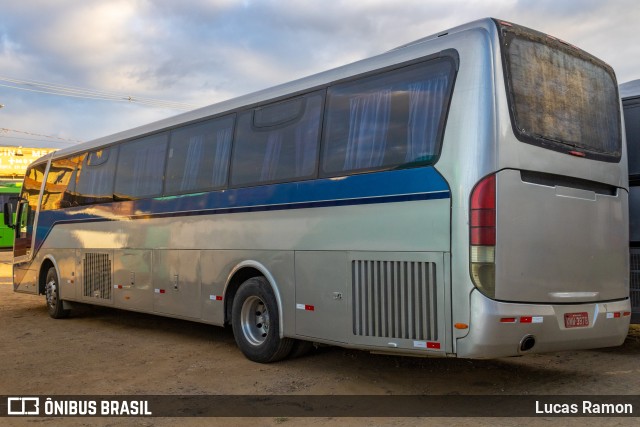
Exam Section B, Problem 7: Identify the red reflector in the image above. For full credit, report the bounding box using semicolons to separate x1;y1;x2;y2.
500;317;516;323
471;228;496;246
520;316;532;323
499;21;513;27
471;210;496;227
160;289;166;294
427;342;441;349
569;150;586;157
305;305;315;311
216;296;222;301
614;312;621;318
623;311;631;317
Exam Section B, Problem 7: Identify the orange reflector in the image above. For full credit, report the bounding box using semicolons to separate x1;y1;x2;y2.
520;316;532;323
623;312;631;317
500;317;516;323
454;323;469;330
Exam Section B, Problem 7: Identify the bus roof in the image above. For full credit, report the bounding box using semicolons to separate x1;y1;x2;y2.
41;18;499;165
620;79;640;100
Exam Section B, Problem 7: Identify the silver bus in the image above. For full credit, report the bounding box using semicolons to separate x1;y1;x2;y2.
621;79;640;324
5;18;630;362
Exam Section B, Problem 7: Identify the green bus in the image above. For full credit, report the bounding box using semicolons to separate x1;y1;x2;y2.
0;181;22;249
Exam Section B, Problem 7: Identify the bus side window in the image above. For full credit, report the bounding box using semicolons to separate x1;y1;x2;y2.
321;59;454;177
230;91;323;187
165;115;235;195
41;155;85;210
114;133;169;200
75;147;119;205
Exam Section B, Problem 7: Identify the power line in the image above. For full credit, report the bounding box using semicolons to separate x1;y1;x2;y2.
1;127;82;144
0;75;201;111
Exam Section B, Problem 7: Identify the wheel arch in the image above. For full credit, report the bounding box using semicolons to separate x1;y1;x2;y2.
38;255;60;295
223;260;285;338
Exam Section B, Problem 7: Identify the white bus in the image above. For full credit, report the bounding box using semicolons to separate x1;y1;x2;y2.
5;18;630;362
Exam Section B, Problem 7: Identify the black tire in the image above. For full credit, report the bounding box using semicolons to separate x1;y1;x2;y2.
45;267;70;319
231;276;293;363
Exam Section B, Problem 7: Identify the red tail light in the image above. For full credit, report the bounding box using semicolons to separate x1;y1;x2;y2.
470;175;496;245
470;174;496;298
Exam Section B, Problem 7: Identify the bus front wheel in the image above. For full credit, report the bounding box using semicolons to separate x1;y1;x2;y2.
231;277;293;363
45;267;70;319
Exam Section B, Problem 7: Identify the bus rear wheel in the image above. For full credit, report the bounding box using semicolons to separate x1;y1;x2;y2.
45;267;70;319
232;276;293;363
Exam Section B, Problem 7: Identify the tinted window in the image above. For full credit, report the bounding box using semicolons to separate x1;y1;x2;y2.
165;115;234;194
41;155;84;210
321;59;454;176
501;24;621;160
21;165;46;211
75;147;118;205
114;133;168;200
624;101;640;176
230;92;323;187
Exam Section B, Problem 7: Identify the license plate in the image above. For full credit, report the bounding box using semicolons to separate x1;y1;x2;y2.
564;312;589;328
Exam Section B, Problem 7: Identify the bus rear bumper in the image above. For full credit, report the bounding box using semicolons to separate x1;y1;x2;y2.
456;290;631;358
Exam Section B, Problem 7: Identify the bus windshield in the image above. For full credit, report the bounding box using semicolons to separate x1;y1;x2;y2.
498;21;621;161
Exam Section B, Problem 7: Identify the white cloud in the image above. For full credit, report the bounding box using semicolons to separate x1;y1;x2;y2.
0;0;638;145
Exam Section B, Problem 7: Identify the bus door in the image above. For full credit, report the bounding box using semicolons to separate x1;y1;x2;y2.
12;163;47;293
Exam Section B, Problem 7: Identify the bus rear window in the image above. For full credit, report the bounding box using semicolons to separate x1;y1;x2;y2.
498;21;621;161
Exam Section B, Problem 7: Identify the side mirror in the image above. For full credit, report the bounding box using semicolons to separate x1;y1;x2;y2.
3;201;15;230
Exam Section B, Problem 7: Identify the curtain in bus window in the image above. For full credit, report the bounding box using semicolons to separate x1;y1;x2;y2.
211;127;232;187
260;132;283;182
165;115;234;195
406;76;448;163
115;133;168;200
321;58;455;176
230;92;323;187
81;168;111;202
295;123;317;177
132;146;165;197
343;90;390;170
75;148;118;205
180;135;204;191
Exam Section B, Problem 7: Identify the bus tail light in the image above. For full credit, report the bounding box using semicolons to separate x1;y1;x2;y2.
470;174;496;298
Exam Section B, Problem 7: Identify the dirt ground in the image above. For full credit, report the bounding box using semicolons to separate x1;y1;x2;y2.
0;250;639;426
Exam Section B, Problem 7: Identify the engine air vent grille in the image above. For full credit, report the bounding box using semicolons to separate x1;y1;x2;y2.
84;253;112;300
352;260;437;341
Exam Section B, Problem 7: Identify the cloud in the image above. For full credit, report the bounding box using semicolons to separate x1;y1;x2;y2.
0;0;638;145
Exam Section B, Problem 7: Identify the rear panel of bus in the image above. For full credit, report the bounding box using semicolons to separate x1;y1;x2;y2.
456;20;630;357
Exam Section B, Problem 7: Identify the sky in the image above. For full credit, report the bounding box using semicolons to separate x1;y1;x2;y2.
0;0;639;150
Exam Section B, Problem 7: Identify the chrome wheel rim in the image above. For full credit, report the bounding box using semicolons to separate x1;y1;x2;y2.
240;296;269;346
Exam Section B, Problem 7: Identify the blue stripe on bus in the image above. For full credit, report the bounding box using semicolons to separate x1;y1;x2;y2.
33;166;450;250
